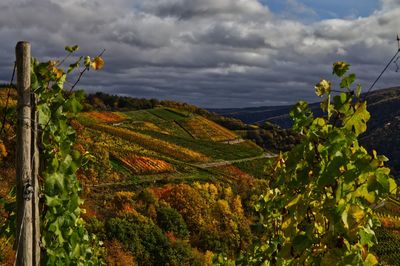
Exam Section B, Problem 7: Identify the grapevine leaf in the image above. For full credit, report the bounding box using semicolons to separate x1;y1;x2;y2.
292;234;312;255
389;178;397;194
65;45;79;53
356;84;362;98
38;104;51;126
290;101;313;132
91;56;104;70
364;254;378;266
45;195;62;207
84;56;91;67
340;74;356;89
359;227;376;247
343;102;370;136
315;79;331;97
333;61;350;77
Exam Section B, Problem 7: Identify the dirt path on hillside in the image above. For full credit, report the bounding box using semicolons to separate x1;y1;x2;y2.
194;153;276;169
221;138;246;144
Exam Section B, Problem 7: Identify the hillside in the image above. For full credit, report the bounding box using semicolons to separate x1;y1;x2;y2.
0;88;273;264
1;87;400;265
213;87;400;177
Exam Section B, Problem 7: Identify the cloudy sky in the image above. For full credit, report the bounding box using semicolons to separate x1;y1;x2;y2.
0;0;399;108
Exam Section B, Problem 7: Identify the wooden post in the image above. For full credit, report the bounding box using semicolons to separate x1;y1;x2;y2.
31;92;40;265
15;41;33;266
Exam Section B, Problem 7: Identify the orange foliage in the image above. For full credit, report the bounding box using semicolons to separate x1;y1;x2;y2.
150;186;173;199
0;168;15;198
0;237;15;266
215;165;255;194
82;112;126;123
121;203;135;213
81;197;99;220
69;119;85;132
104;240;136;266
0;87;17;108
379;216;400;229
118;154;174;174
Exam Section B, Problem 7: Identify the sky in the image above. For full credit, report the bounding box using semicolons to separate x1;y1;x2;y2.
0;0;399;108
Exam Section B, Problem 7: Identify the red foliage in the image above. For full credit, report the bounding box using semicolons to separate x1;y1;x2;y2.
165;231;177;243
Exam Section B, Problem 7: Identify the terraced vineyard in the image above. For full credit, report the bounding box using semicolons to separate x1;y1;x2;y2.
75;108;266;189
178;116;238;141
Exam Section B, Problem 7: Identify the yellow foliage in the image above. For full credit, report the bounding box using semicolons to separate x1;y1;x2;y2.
91;56;105;71
0;142;7;158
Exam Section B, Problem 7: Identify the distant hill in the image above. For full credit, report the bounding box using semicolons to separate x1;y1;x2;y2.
212;87;400;177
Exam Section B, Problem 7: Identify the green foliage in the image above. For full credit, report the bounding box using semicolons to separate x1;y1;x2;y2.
107;213;197;265
31;47;105;264
157;207;189;239
251;62;397;265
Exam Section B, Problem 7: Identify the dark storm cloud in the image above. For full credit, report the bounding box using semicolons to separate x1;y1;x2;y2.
141;0;267;19
0;0;399;108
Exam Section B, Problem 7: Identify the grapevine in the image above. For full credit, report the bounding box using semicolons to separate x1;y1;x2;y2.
31;45;105;265
251;62;397;265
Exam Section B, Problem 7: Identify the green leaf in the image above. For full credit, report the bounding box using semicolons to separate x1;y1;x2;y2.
340;74;356;89
65;96;83;114
333;92;351;114
290;101;313;132
84;56;91;67
45;195;62;207
359;227;376;247
292;234;312;255
333;61;350;77
38;104;51;126
65;45;79;53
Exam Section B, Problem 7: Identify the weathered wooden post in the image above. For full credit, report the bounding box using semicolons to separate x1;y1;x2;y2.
15;41;34;266
31;85;40;266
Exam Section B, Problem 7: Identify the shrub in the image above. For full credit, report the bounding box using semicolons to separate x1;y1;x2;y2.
157;207;189;239
107;213;196;265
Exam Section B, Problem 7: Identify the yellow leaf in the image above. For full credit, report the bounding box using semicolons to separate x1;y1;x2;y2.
52;67;64;79
91;56;104;70
315;79;331;97
343;101;370;136
0;142;7;157
364;253;378;266
349;204;364;224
